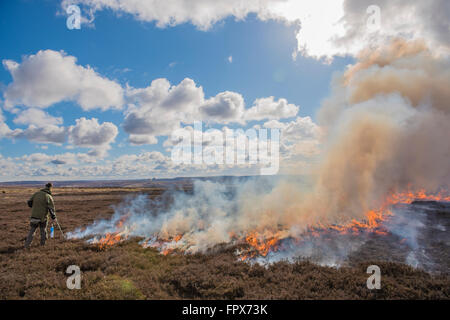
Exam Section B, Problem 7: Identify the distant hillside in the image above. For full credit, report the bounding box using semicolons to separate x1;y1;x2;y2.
0;175;277;188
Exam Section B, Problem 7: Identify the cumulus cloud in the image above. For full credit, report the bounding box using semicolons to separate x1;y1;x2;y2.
0;107;12;138
123;78;203;142
264;116;322;141
128;134;158;146
68;117;118;156
0;113;319;179
125;78;203;115
13;108;63;126
263;116;322;166
19;152;81;165
0;150;177;180
200;91;246;124
0;122;11;138
62;0;271;30
124;78;298;144
1;104;67;144
2;55;300;150
0;107;5;123
69;117;118;147
2;107;118;152
244;96;299;121
115;151;168;166
2;49;124;111
9;125;67;144
18;153;52;163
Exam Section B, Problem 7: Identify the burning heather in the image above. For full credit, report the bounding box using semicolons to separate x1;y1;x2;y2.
67;183;450;270
68;39;450;270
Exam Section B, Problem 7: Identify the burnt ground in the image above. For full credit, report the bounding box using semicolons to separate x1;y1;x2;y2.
0;187;449;300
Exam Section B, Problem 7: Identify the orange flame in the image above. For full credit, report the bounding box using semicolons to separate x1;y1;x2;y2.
243;232;280;258
97;232;122;249
92;189;449;258
93;214;130;249
237;188;449;260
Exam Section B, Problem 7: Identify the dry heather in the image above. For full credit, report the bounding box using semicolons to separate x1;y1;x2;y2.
0;187;448;300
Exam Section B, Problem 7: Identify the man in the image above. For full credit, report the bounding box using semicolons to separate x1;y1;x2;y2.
24;183;56;248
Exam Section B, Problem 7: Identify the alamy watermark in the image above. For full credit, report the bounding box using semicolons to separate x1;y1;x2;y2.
66;5;81;30
66;265;81;289
170;121;280;175
366;5;381;32
366;265;381;289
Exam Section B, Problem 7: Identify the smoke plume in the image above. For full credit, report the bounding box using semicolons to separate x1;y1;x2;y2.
69;39;450;268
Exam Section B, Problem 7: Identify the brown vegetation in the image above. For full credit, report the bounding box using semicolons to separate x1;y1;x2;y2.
0;187;448;299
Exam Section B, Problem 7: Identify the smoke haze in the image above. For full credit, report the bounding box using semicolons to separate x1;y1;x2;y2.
69;40;450;268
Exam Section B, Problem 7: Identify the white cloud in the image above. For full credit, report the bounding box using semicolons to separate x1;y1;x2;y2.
115;151;168;165
86;147;110;158
0;107;12;138
123;78;203;138
18;152;82;166
68;117;118;157
0;107;5;123
128;134;158;146
19;153;52;163
263;116;323;162
69;117;118;147
63;0;271;30
9;125;67;144
13;108;63;126
124;78;300;143
264;116;322;141
1;102;67;144
244;96;299;121
0;149;177;180
228;56;233;63
3;63;301;150
200;91;246;124
2;108;118;151
2;50;124;111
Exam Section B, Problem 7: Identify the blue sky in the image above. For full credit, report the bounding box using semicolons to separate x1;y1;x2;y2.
0;0;368;181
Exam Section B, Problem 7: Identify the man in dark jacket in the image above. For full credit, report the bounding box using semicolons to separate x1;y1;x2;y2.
25;183;56;248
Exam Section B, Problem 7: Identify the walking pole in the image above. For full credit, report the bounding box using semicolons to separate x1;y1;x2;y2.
49;208;65;239
55;217;65;239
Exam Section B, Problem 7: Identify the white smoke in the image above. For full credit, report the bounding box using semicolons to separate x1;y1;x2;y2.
69;40;450;270
68;177;284;252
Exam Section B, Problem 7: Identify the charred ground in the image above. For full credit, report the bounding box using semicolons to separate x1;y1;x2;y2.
0;187;449;299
